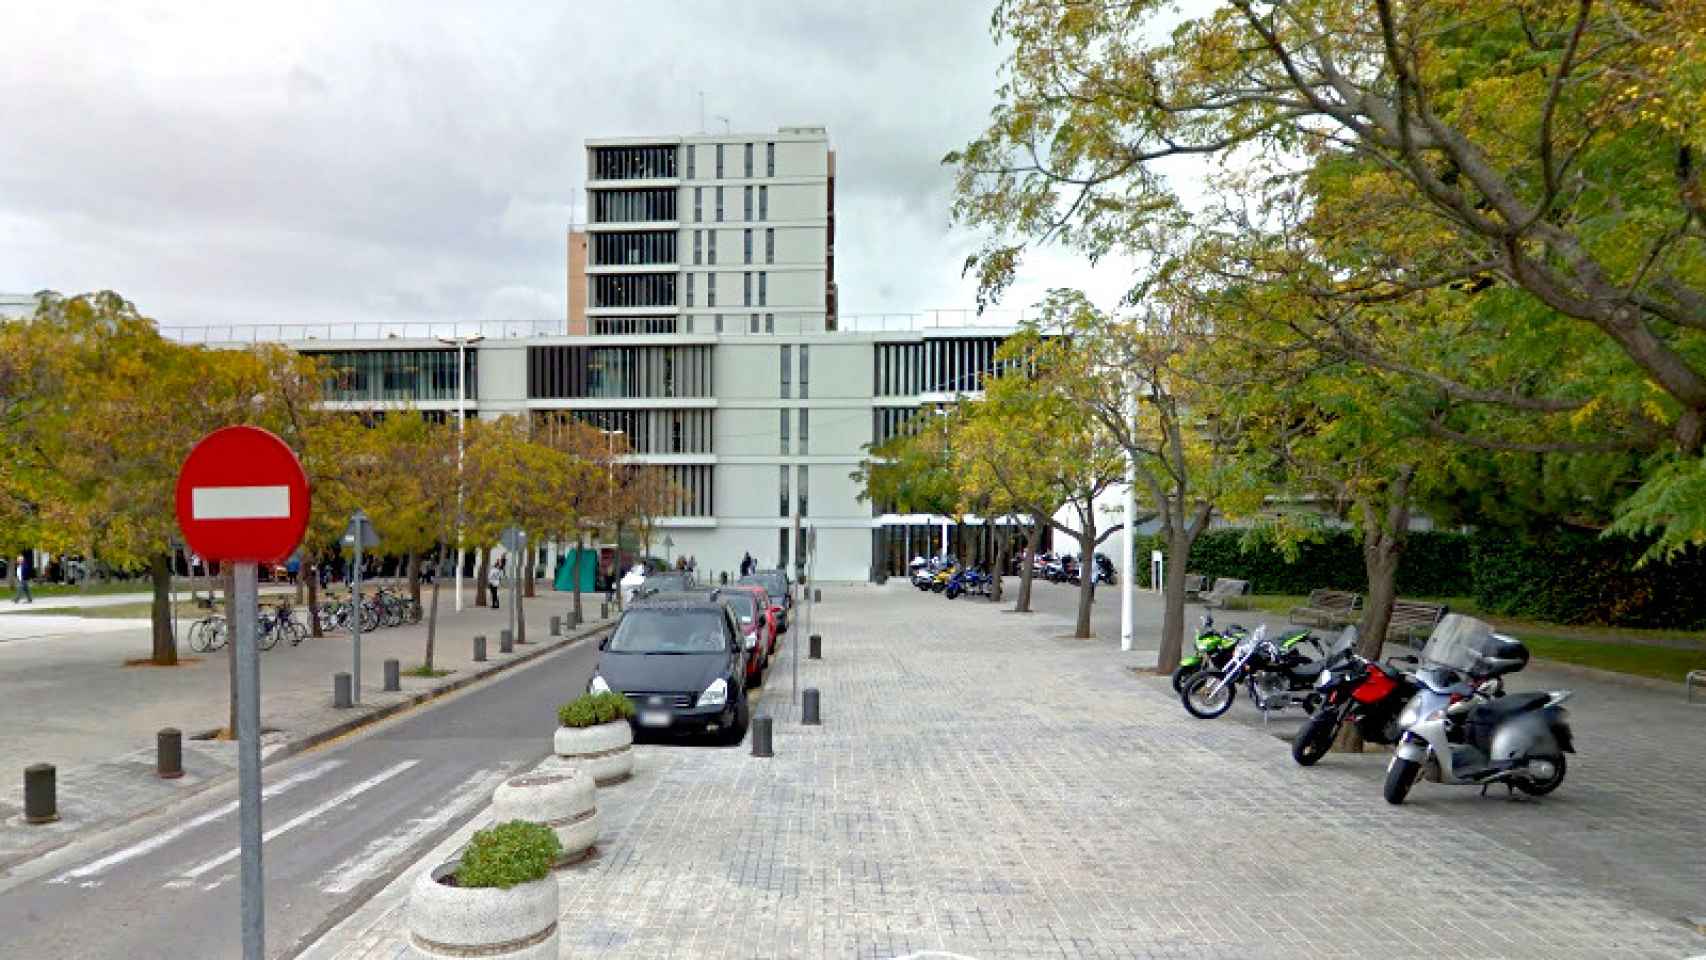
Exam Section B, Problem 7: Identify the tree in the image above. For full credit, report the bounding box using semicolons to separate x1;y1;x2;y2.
949;0;1706;554
534;414;623;623
375;413;458;672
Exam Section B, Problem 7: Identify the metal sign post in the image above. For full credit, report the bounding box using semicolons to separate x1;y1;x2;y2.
343;510;380;705
500;526;524;642
233;560;263;958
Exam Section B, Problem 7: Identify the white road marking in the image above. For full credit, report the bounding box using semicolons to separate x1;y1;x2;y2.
50;759;343;884
317;766;509;894
172;760;419;886
191;485;291;520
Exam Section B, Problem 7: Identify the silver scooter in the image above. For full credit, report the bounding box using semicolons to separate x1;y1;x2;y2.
1384;614;1575;805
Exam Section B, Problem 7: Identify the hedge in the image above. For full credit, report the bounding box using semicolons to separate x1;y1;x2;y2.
1134;526;1705;629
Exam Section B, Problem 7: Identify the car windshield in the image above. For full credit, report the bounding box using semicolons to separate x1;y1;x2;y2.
720;592;757;620
607;609;728;654
745;573;785;598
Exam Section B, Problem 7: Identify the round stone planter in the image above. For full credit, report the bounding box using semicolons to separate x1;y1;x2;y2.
491;769;599;867
552;719;633;786
407;862;558;960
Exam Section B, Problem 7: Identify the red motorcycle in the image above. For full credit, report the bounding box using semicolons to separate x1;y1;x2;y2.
1291;628;1420;765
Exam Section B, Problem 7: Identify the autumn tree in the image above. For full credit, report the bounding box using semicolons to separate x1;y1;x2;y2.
534;414;620;623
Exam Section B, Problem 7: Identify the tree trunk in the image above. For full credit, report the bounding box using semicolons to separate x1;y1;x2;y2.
524;542;536;599
1015;523;1037;613
406;552;421;604
149;552;177;666
1337;478;1413;753
306;562;323;639
1073;528;1096;639
989;529;1006;603
475;548;490;607
424;552;441;672
571;530;585;621
1155;527;1193;674
614;521;626;610
515;564;527;644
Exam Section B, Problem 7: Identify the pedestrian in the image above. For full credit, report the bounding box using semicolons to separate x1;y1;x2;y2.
687;555;697;575
740;552;754;577
12;554;31;604
487;557;502;609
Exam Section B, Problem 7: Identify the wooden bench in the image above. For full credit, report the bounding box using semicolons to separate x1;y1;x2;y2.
1388;599;1449;645
1201;577;1250;609
1183;574;1207;600
1288;589;1363;628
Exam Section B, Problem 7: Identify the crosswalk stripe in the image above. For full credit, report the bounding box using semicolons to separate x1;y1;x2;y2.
317;765;509;894
50;759;343;884
172;760;420;885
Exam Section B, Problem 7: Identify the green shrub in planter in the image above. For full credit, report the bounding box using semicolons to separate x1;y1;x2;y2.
557;691;636;728
455;820;561;890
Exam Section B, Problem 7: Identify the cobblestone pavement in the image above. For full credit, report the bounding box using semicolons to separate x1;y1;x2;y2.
311;583;1706;960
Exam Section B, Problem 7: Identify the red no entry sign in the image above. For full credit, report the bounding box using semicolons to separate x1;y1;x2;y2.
174;425;310;563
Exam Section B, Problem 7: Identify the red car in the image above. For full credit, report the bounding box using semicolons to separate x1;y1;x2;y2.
716;585;778;668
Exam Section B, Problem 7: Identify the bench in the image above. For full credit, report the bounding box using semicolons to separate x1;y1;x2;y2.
1183;574;1207;600
1388;599;1449;645
1288;589;1363;628
1201;578;1250;609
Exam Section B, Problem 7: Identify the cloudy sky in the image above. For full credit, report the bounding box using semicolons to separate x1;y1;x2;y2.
0;1;1156;333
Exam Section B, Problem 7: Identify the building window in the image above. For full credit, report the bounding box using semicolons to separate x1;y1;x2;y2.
797;465;808;517
592;188;676;223
744;142;754;178
779;466;789;518
758;272;767;307
778;528;789;569
780;409;790;454
765;312;774;333
715;143;724;178
527;346;714;399
683;315;694;333
591;146;677;180
685;145;695;179
759;186;768;220
694;188;702;222
798;344;809;399
715;187;724;222
780;345;792;399
706;273;717;307
715;314;724;333
744;272;752;307
766;142;775;177
707;230;717;265
590;231;676;266
799;408;809;454
592;273;678;308
692;231;702;265
743;229;753;264
684;272;694;307
765;228;774;264
750;312;759;333
744;186;753;221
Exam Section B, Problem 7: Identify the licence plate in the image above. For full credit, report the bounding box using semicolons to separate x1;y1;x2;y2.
638;710;671;728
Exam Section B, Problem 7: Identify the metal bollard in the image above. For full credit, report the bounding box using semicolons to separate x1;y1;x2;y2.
500;628;514;654
814;588;822;603
751;716;774;757
549;615;561;637
802;688;822;726
571;609;583;627
473;635;487;662
24;763;57;823
157;728;183;779
383;658;400;692
333;672;353;709
809;634;822;660
601;601;610;620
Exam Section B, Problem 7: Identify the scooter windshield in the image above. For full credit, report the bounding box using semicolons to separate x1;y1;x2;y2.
1419;614;1499;673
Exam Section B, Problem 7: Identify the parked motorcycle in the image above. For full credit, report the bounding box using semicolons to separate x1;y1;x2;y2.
1179;623;1331;719
1384;614;1574;804
1291;627;1420;765
1170;614;1246;693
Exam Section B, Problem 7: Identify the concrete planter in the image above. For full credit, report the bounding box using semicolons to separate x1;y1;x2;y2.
407;862;558;960
552;719;633;786
491;769;599;867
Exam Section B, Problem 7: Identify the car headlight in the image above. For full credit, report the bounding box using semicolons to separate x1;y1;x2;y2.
700;677;728;708
589;675;611;695
1315;670;1333;689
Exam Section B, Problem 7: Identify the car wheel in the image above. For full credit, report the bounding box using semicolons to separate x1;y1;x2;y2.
722;699;750;746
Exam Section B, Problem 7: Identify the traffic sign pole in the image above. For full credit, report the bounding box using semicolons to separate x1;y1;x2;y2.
233;561;264;960
351;532;363;704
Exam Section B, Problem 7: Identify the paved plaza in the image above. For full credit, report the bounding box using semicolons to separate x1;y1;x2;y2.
309;581;1706;960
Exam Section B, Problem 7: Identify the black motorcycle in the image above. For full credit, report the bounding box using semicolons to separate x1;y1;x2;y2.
1291;627;1420;765
1180;624;1329;719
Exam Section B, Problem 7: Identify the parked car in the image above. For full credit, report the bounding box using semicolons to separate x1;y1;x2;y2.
587;594;754;744
738;569;792;632
714;586;773;686
638;570;695;595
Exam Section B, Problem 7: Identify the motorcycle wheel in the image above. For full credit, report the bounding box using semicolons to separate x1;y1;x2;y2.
945;586;960;599
1512;753;1567;796
1169;664;1198;694
1181;671;1237;719
1291;714;1338;766
1384;756;1421;805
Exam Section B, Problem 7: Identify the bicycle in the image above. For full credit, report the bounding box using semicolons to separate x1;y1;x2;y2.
188;613;228;653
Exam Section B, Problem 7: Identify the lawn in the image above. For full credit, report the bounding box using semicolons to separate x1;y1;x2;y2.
1244;593;1706;681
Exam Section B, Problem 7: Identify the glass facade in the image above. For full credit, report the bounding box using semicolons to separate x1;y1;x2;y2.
309;349;475;402
591;146;677;180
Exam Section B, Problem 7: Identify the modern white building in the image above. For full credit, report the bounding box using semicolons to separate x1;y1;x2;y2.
0;292;42;319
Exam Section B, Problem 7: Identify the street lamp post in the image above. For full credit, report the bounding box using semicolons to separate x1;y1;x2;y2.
600;429;624;608
438;334;484;612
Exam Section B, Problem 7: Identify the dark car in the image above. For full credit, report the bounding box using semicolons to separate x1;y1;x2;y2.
640;571;695;594
737;569;792;633
588;595;753;744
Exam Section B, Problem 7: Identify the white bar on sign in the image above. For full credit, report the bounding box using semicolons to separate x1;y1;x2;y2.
192;485;291;520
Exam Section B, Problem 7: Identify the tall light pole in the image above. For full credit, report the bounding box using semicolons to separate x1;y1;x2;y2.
438;334;484;612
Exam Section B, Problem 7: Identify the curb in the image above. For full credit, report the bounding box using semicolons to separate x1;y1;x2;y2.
0;617;611;875
1528;656;1694;696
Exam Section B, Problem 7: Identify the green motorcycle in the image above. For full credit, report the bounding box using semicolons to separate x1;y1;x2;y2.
1171;614;1245;693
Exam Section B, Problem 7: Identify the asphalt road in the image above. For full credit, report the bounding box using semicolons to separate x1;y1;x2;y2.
0;634;602;959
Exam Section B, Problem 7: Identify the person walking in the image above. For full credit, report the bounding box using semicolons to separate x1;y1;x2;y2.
487;557;503;609
740;552;754;577
12;555;31;604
